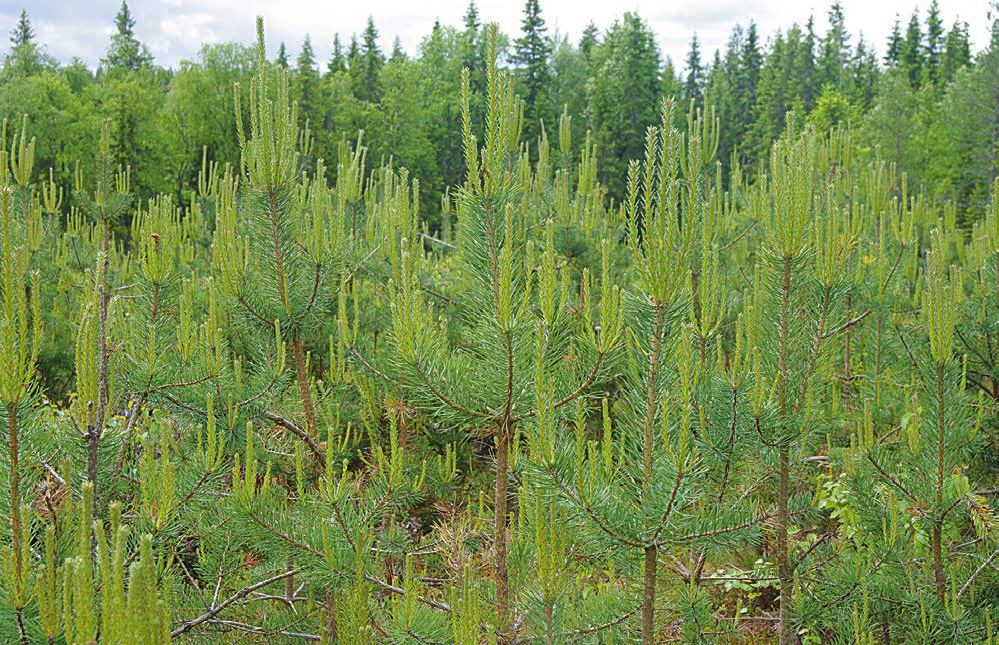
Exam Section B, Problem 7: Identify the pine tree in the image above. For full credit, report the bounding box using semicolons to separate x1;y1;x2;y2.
382;28;621;640
0;117;48;644
275;41;288;68
749;120;860;644
70;120;135;519
102;1;153;73
215;19;355;457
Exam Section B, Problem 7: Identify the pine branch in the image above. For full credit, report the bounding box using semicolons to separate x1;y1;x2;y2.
674;510;774;545
414;360;487;418
264;412;326;468
421;232;458;250
513;350;604;423
820;309;871;340
956;543;999;602
349;344;401;386
236;293;273;326
115;394;145;470
546;465;643;548
362;574;453;612
303;261;321;315
201;619;319;641
866;452;921;507
651;462;687;543
171;568;301;637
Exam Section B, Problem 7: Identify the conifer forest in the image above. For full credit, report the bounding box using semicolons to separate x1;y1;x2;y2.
3;0;999;642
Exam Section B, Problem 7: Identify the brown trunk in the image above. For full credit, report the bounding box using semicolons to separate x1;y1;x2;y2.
932;524;945;603
90;279;110;523
285;556;296;606
933;365;947;602
292;339;318;439
843;294;853;396
777;446;793;645
640;302;667;643
494;424;511;643
777;258;795;645
326;590;337;641
86;433;100;523
8;408;22;585
9;408;28;645
641;545;658;645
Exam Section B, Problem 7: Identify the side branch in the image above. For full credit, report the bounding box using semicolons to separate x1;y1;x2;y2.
264;412;327;468
414;361;487;418
514;351;604;423
171;569;301;637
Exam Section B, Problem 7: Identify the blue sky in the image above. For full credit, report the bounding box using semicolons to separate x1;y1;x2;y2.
0;0;992;71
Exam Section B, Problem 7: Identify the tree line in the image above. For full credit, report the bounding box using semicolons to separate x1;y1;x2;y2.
3;0;997;229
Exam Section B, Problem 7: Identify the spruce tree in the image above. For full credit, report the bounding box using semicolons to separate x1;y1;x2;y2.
900;9;924;87
102;1;153;73
941;20;971;84
514;0;552;149
390;36;406;62
359;17;383;102
5;10;47;78
817;1;850;90
587;12;662;200
579;21;598;61
293;35;322;134
925;0;944;83
683;33;705;106
886;15;904;66
327;34;347;75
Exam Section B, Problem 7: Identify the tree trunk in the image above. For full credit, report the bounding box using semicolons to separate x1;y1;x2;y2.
495;424;511;642
292;338;318;439
777;258;795;645
641;545;658;645
933;365;947;602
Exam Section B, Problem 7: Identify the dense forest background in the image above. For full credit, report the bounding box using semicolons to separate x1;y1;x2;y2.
2;0;997;229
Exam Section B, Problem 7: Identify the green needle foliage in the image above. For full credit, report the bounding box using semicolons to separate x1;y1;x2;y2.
4;11;999;645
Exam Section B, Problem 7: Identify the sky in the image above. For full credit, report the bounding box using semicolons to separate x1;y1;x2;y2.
0;0;993;72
